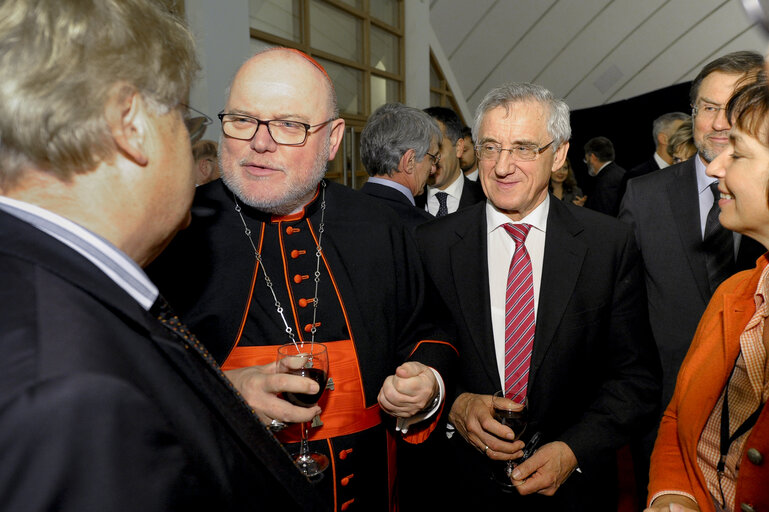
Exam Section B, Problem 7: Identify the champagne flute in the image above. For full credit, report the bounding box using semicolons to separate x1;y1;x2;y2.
276;342;329;477
490;391;528;490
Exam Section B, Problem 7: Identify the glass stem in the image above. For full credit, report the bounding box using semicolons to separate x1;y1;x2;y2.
299;421;310;459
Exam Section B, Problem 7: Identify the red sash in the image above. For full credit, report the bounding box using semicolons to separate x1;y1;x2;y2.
222;339;382;443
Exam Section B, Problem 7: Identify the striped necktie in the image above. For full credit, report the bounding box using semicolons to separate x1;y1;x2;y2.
502;223;535;402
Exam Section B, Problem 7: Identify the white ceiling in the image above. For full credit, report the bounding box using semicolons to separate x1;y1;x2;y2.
429;0;769;113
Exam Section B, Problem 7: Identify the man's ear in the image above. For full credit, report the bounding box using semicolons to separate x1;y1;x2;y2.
399;149;416;174
327;118;346;161
454;136;464;159
104;84;149;166
551;141;569;172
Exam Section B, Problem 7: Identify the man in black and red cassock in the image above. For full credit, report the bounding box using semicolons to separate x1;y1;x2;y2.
149;48;457;511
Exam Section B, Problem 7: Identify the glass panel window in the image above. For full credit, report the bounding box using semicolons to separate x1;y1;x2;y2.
250;0;301;42
430;62;441;90
317;58;363;115
371;0;398;27
310;0;361;62
370;26;398;73
370;75;399;112
336;0;363;9
250;38;277;55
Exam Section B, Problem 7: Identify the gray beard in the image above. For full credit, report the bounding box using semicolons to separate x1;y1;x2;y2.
219;140;330;215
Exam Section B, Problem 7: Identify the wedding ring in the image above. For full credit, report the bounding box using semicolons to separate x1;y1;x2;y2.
484;445;489;455
268;419;287;432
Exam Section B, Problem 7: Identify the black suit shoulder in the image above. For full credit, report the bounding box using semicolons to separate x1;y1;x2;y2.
360;181;433;229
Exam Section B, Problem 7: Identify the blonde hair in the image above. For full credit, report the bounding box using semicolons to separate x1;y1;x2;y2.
0;0;199;188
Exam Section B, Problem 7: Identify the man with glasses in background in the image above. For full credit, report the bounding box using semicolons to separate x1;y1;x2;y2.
359;103;442;230
0;1;324;511
417;107;486;217
415;82;660;511
619;51;765;506
149;47;456;511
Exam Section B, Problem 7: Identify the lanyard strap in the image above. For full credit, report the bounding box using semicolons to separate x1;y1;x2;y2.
716;354;764;506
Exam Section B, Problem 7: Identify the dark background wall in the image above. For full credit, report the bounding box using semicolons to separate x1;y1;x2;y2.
567;81;692;197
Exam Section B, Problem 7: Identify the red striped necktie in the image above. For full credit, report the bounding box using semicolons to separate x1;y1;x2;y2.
502;223;535;402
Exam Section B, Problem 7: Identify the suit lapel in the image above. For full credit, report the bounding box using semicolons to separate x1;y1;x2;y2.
530;199;586;386
449;205;500;388
667;159;711;302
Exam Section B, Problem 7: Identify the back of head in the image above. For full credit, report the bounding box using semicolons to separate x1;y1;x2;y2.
360;103;441;177
652;112;690;146
666;120;694;158
423;106;463;143
689;50;764;105
192;140;218;163
584;136;615;162
472;82;571;149
0;0;198;189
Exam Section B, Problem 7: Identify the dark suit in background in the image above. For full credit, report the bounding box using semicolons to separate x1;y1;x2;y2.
360;181;433;229
619;156;763;408
619;156;660;201
416;198;661;511
584;161;626;216
0;211;322;512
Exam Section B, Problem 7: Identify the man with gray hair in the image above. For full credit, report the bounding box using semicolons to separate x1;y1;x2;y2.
619;111;690;198
416;82;660;510
360;103;441;229
0;1;322;511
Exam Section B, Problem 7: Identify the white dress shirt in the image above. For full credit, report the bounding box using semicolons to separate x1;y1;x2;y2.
486;195;549;387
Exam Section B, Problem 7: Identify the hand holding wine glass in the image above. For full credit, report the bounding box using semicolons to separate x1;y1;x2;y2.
276;342;329;477
491;390;528;489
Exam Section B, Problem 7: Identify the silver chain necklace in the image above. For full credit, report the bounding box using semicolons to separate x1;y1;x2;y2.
233;181;327;351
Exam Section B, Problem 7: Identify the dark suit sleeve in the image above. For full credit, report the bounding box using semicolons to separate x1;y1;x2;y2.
0;375;209;512
556;228;661;474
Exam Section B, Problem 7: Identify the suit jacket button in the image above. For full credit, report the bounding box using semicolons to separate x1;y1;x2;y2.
740;504;756;512
341;473;354;486
339;448;353;460
341;499;355;510
747;447;763;465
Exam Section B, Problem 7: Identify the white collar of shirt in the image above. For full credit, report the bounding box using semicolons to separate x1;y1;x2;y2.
486;194;549;387
426;173;464;215
0;196;158;310
653;152;669;169
366;176;415;205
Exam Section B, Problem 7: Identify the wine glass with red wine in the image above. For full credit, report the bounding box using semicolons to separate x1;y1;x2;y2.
276;342;329;477
490;390;528;490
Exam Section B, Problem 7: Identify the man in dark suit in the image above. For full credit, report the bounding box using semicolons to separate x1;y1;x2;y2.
619;111;690;198
360;103;440;229
619;51;764;509
0;1;322;511
416;82;660;511
583;136;626;216
619;50;764;410
416;107;485;216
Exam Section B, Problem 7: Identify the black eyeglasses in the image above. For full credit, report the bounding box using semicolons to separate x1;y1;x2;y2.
741;0;769;34
425;151;441;166
182;104;212;144
218;112;335;146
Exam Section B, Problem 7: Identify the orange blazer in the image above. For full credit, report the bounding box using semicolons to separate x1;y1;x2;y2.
648;255;769;512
